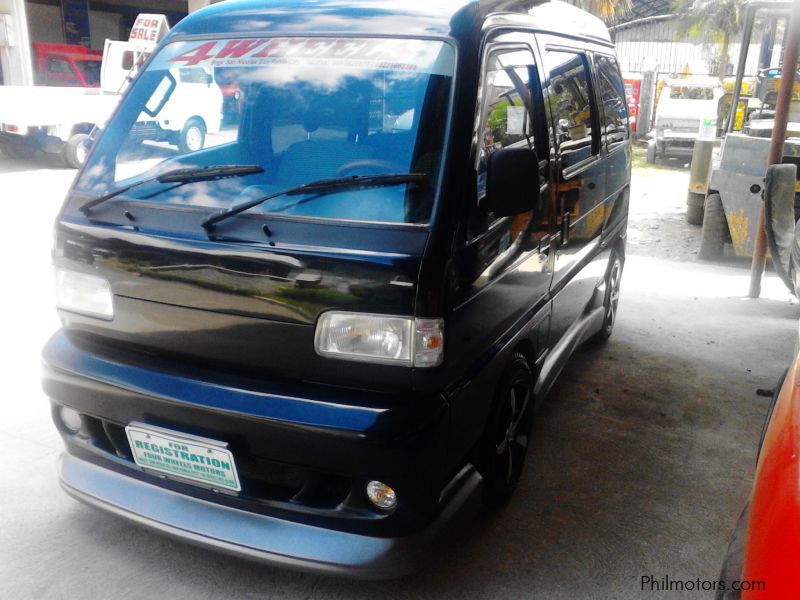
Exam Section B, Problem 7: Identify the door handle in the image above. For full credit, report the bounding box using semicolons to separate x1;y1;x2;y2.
537;232;560;250
561;212;571;244
588;182;596;190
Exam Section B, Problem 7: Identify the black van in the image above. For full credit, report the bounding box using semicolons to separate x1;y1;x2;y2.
44;0;631;579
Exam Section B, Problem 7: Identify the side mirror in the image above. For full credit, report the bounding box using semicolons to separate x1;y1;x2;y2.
143;72;176;118
483;147;540;217
764;162;798;293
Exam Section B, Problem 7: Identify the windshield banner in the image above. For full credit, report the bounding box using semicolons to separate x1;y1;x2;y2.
152;37;454;75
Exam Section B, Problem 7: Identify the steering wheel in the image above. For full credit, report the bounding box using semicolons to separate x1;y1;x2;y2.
335;159;406;178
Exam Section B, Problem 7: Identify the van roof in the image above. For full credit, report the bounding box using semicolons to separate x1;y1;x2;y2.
170;0;611;45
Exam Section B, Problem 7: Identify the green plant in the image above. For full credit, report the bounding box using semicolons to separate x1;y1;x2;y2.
677;0;745;79
578;0;632;22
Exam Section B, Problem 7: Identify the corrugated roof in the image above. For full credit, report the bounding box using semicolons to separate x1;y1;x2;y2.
627;0;674;20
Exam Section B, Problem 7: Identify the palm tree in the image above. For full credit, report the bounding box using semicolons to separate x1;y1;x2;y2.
678;0;746;78
579;0;632;23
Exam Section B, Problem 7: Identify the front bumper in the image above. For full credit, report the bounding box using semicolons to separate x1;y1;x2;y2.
44;329;480;577
59;453;482;579
656;131;698;154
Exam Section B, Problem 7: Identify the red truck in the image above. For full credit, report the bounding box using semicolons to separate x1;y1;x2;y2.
32;42;102;87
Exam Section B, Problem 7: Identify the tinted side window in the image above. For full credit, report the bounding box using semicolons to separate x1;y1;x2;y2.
595;54;629;148
544;50;596;169
477;48;538;201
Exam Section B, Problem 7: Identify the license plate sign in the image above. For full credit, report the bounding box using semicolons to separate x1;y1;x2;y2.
125;423;241;492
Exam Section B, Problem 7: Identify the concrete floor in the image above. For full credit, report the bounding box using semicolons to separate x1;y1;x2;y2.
0;149;796;599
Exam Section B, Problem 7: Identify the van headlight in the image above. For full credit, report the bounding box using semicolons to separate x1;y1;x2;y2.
315;312;443;367
55;268;114;320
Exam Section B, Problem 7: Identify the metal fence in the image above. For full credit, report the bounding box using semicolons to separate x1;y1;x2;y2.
612;15;765;78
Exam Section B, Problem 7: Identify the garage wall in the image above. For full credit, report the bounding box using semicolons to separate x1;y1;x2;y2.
0;0;34;84
89;10;120;48
614;16;765;77
26;2;121;49
25;2;59;44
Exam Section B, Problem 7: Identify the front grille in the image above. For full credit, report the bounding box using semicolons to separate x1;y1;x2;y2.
660;118;700;132
129;121;161;142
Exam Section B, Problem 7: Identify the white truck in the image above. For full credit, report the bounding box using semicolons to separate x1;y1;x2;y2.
127;66;224;155
0;15;222;168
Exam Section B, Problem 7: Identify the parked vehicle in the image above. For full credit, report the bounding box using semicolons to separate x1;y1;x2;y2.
0;14;221;168
717;162;800;599
697;0;800;260
0;37;148;168
32;42;103;88
128;66;223;154
44;0;630;578
717;76;757;136
646;78;723;164
719;355;800;600
0;85;117;167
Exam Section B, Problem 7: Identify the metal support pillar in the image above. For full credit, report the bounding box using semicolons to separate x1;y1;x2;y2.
749;0;800;298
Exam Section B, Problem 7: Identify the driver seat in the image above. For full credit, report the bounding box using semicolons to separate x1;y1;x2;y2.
274;109;374;187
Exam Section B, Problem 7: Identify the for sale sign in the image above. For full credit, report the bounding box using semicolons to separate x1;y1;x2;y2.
128;14;170;47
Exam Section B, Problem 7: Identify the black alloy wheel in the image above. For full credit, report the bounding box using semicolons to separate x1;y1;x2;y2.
481;353;534;508
592;250;623;343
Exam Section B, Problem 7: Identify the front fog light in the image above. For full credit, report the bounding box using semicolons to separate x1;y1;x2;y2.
55;268;114;320
59;406;83;433
366;480;397;510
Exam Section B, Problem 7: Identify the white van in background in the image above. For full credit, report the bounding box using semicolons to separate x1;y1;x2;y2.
647;78;723;163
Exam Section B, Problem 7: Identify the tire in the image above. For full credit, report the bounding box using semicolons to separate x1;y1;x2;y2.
591;250;623;344
686;192;705;225
646;140;657;164
698;192;728;261
62;133;89;169
477;352;535;508
178;118;206;153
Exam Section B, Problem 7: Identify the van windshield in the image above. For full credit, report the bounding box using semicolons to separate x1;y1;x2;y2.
669;85;714;100
75;37;456;225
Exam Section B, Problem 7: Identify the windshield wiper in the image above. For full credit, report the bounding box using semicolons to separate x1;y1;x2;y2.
79;164;264;216
200;173;427;232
